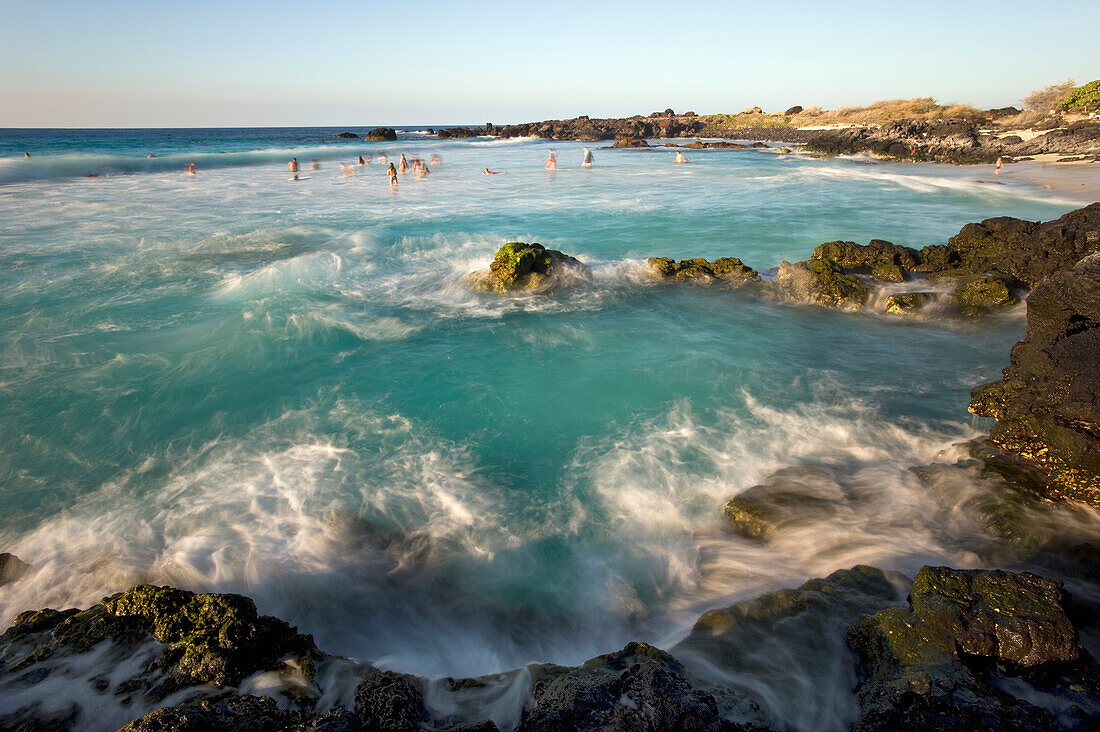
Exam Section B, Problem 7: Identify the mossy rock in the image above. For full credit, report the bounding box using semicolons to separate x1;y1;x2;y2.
646;255;760;287
955;274;1018;317
870;262;906;283
471;242;588;293
884;292;931;314
776;258;871;310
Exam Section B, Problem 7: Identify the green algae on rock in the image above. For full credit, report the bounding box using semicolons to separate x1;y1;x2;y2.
775;258;871;311
646;256;761;287
846;565;1094;731
469;242;589;293
954;274;1019;318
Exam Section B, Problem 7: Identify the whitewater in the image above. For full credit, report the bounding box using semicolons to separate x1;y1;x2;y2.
2;127;1099;728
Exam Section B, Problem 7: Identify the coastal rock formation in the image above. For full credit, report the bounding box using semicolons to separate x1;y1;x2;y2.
970;252;1100;506
363;127;398;141
954;274;1018;317
946;202;1100;287
611;137;649;148
517;643;734;731
334;132;359;139
0;583;320;716
5;563;1100;731
647;256;760;287
847;566;1098;730
469;242;590;293
804;117;1100;164
775;258;871;311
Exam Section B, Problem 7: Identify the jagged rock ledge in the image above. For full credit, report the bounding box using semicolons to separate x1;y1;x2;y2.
647;203;1100;321
3;561;1100;730
429;114;1099;163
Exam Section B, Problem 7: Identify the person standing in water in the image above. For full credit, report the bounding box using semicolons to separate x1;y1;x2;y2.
545;149;557;169
310;160;320;171
288;157;300;173
399;154;409;174
388;163;398;185
994;156;1004;175
582;147;593;167
675;151;688;163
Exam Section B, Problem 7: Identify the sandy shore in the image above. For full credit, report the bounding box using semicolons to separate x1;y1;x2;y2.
999;155;1100;200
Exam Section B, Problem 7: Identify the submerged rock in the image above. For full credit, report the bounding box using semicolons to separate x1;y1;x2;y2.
647;256;760;287
722;466;849;539
775;258;871;310
970;252;1100;506
0;552;31;586
469;242;589;293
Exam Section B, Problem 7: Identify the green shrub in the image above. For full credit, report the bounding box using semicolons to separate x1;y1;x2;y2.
1060;80;1100;111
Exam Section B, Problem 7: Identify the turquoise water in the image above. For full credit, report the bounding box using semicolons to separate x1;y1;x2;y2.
1;131;1096;693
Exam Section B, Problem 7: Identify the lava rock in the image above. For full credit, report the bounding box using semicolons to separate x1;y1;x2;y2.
845;565;1093;731
811;239;920;273
517;642;733;732
970;252;1100;505
647;257;761;287
954;275;1018;317
355;671;427;732
364;127;398;141
775;258;871;310
469;242;590;293
946;203;1100;287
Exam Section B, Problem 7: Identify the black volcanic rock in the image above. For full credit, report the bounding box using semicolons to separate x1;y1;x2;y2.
970;251;1100;506
334;132;358;139
363;127;397;141
784;105;804;115
846;566;1097;731
647;256;760;287
516;642;736;732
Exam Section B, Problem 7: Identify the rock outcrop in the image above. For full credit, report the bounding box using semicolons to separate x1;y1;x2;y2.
363;127;398;141
4;563;1100;731
647;257;760;287
847;566;1098;730
517;643;736;731
0;583;320;711
970;252;1100;506
775;258;871;311
468;242;590;293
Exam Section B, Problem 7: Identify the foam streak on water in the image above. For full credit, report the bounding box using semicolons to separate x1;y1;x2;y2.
1;129;1098;728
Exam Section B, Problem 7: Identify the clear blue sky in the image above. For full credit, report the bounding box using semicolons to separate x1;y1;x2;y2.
2;0;1097;127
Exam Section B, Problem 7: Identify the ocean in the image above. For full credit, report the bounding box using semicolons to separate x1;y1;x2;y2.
1;126;1098;729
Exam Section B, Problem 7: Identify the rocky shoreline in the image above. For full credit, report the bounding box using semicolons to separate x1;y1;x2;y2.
4;205;1100;730
425;114;1100;164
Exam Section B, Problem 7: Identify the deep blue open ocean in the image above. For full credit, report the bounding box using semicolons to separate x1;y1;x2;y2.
2;126;1098;729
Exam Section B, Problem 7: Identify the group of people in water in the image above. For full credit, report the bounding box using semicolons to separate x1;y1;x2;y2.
178;144;692;182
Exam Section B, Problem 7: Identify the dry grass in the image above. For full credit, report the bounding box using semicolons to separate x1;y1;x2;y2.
702;98;986;129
